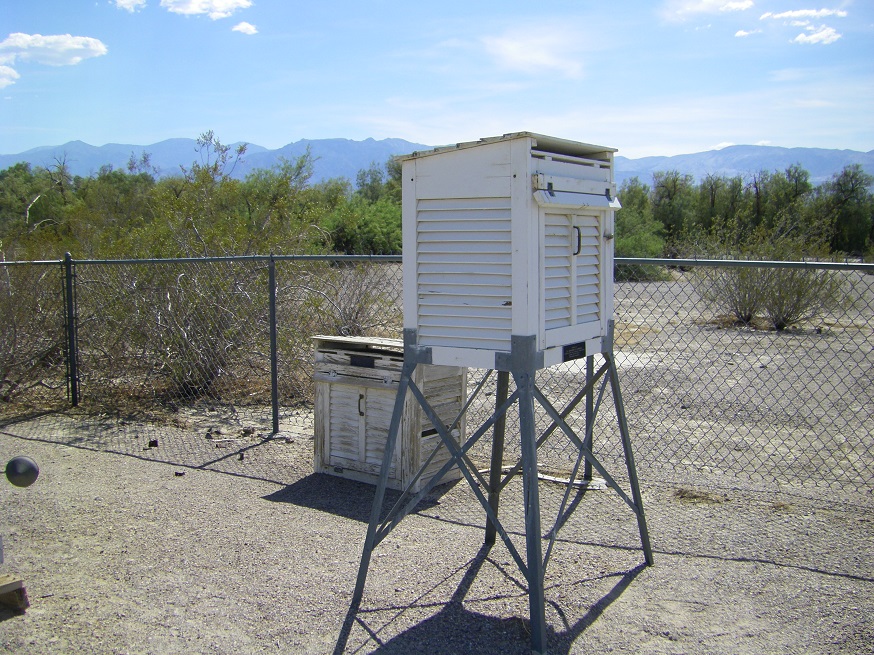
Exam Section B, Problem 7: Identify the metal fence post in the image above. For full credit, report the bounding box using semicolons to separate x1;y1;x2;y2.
584;354;594;480
63;252;79;406
269;254;279;435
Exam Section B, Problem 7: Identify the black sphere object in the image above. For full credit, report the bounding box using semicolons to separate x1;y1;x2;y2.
5;456;39;487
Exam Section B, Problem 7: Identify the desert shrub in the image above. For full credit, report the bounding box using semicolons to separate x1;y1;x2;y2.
697;261;849;330
759;266;849;331
696;264;767;324
693;228;853;330
299;262;401;338
275;261;402;402
149;265;268;400
73;260;269;407
0;263;66;403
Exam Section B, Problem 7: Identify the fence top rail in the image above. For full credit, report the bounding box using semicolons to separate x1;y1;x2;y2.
616;257;874;272
1;254;403;266
1;255;871;272
1;259;65;266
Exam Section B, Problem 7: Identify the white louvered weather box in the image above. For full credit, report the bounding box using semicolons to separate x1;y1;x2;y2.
313;336;466;491
402;132;620;369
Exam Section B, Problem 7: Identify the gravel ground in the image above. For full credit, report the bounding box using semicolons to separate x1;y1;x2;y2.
1;410;872;655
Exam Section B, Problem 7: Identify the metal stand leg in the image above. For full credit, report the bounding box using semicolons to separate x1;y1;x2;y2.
584;355;594;481
606;352;654;565
351;357;415;605
517;368;547;655
485;370;509;546
509;335;548;655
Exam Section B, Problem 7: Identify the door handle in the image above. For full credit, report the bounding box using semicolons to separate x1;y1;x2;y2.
573;226;582;256
358;393;365;417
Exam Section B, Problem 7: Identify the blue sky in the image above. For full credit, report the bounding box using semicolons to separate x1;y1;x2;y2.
1;0;872;158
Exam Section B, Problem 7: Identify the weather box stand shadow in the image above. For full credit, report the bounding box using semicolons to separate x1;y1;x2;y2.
343;133;653;655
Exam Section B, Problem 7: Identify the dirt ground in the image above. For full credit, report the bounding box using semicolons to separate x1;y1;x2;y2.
1;408;872;655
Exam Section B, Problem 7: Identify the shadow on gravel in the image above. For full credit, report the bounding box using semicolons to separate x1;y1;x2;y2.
0;410;59;430
0;410;305;486
333;544;646;655
263;474;391;523
0;610;23;625
262;473;460;523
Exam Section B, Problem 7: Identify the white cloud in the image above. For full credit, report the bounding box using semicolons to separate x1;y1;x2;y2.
232;21;257;35
793;26;841;45
760;9;848;21
160;0;252;20
757;9;846;46
0;33;108;67
735;29;761;36
481;30;584;79
0;65;21;89
710;141;735;149
720;1;754;11
755;140;772;146
0;33;107;89
115;0;147;11
661;0;754;21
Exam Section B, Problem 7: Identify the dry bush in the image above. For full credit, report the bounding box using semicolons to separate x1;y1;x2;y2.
76;261;270;408
274;261;402;403
695;262;853;331
0;264;66;404
759;266;851;331
695;265;767;325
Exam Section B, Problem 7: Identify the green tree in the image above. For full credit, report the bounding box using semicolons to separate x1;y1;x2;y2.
111;131;326;257
651;170;696;250
614;177;665;280
816;164;873;255
322;196;401;255
69;166;156;257
355;161;385;203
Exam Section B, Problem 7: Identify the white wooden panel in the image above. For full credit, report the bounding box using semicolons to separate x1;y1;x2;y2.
364;387;398;472
416;194;513;351
531;151;612;183
328;384;362;466
411;140;514;199
575;213;602;326
510;136;539;338
542;212;573;331
534;174;614;196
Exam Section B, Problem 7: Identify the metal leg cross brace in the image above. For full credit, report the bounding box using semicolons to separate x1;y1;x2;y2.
344;330;652;655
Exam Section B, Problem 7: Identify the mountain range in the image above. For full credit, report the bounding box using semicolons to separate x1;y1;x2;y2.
2;137;872;188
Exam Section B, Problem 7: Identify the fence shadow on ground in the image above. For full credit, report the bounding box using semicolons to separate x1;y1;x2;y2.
0;409;311;488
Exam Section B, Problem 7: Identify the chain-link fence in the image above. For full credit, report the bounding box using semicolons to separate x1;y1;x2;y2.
1;256;871;495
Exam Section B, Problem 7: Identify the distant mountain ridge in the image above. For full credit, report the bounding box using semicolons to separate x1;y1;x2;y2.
0;137;432;185
614;144;874;187
1;138;871;187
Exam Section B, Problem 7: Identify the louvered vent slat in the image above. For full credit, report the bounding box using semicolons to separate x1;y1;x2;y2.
416;196;513;351
543;213;573;330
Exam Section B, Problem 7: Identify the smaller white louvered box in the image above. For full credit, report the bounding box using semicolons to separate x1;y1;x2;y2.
313;336;466;491
402;132;620;369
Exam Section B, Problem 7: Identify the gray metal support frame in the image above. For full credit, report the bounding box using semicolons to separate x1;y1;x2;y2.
508;335;548;654
485;370;510;546
345;329;652;655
